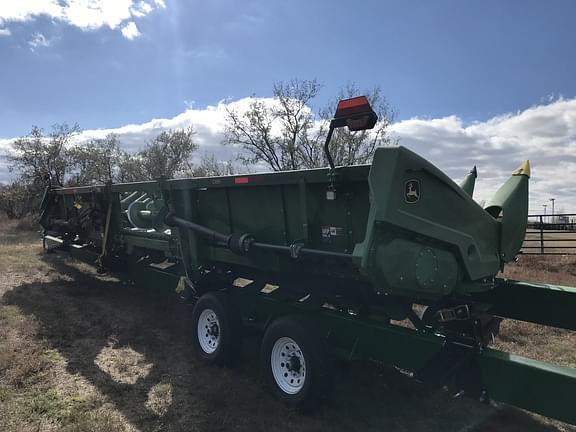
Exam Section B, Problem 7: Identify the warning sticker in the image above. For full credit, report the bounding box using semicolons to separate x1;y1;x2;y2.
321;226;344;240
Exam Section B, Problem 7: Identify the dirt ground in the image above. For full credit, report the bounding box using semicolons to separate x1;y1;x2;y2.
1;219;575;432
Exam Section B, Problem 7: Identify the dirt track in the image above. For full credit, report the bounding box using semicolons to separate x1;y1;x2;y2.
1;223;575;432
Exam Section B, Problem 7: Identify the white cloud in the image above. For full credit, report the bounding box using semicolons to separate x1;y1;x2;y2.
120;21;140;40
28;32;51;50
74;98;242;154
130;1;153;18
0;0;165;40
2;97;576;213
390;98;576;213
0;27;10;36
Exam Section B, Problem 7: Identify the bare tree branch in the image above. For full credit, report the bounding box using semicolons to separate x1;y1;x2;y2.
223;79;395;171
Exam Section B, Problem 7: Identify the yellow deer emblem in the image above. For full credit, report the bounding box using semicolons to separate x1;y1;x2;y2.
405;179;420;203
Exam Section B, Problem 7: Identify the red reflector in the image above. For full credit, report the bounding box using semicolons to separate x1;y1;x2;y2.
334;96;373;119
337;96;370;110
234;177;250;184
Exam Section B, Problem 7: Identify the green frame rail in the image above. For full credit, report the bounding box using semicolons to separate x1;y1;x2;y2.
238;286;576;425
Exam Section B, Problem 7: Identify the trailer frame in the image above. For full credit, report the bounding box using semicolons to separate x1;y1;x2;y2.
44;236;576;425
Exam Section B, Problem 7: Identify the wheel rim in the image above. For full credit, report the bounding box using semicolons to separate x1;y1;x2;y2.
197;308;220;354
271;337;306;394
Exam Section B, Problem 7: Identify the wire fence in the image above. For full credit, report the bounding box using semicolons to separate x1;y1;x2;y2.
522;213;576;255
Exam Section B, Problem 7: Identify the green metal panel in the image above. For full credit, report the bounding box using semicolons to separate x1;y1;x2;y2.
479;349;576;425
352;146;530;298
164;170;371;275
485;169;529;262
354;147;500;281
473;278;576;330
228;185;286;243
123;234;172;253
197;187;233;235
305;181;370;253
164;164;371;190
460;167;477;197
285;182;308;242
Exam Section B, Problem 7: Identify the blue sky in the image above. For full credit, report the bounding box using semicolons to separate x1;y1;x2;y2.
1;1;576;212
1;0;575;136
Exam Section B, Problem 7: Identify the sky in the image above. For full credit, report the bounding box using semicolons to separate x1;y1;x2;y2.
1;0;576;213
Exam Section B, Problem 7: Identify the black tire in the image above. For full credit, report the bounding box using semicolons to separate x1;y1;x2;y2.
260;316;333;412
191;291;242;366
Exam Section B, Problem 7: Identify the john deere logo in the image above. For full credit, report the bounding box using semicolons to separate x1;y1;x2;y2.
405;179;420;203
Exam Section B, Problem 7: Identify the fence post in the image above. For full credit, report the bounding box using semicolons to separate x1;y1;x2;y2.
539;215;544;254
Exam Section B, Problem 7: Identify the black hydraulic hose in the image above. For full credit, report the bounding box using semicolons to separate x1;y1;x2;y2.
251;241;353;260
166;214;229;245
166;213;353;261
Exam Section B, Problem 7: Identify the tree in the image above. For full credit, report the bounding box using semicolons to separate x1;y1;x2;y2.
116;152;146;183
4;123;80;218
7;123;80;187
188;153;236;177
0;181;36;219
138;127;197;179
223;79;395;171
68;134;122;185
1;124;201;218
224;79;321;171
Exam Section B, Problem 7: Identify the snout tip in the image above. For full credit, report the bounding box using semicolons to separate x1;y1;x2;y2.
512;160;530;178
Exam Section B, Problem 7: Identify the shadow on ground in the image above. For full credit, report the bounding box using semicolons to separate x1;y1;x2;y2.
1;253;564;432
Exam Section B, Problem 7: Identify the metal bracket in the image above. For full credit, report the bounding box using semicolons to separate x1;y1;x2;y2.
176;276;197;301
289;242;304;259
415;340;487;401
437;304;471;322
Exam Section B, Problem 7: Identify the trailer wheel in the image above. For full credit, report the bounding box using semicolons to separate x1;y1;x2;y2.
261;316;332;412
191;291;241;366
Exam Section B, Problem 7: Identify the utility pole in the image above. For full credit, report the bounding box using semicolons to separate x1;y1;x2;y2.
543;204;547;220
549;198;556;223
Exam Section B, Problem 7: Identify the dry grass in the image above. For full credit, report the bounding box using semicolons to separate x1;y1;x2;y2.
502;254;576;286
523;230;576;255
494;255;576;371
0;216;575;432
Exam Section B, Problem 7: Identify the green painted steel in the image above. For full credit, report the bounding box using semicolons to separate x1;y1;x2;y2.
485;166;530;262
459;166;477;197
246;291;444;370
473;278;576;331
352;147;528;298
240;286;576;425
479;349;576;425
